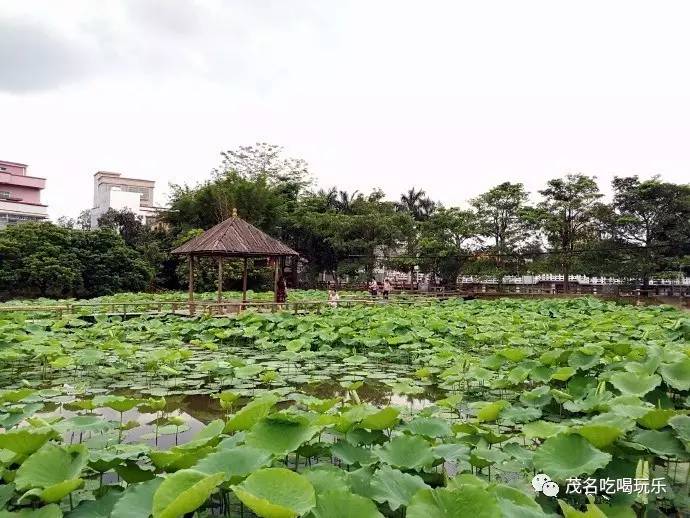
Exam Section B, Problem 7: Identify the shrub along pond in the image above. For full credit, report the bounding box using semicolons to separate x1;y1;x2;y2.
0;297;689;516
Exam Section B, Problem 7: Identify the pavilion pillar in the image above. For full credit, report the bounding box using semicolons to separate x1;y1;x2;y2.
274;257;280;303
241;257;248;307
217;257;224;306
188;256;195;315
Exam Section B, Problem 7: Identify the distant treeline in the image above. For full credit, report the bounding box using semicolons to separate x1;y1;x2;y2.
2;143;689;299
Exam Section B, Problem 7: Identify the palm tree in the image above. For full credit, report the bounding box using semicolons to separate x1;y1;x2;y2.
335;190;360;213
397;188;436;221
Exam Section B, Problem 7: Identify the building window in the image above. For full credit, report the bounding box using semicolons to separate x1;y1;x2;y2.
0;191;10;199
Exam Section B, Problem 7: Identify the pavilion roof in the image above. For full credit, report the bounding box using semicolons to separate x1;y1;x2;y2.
171;214;298;258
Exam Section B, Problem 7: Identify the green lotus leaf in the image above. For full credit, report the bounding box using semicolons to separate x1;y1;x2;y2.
473;400;509;422
499;405;541;425
605;396;654;419
231;467;316;518
111;477;163;518
38;478;84;503
330;442;376;466
369;464;429;511
245;417;319;455
0;389;36;404
0;427;58;456
115;461;157;484
152;469;225;518
193;446;273;482
568;351;601;371
0;483;15;509
574;424;623;448
669;414;690;442
98;395;143;413
523;420;566;440
659;359;690;391
446;474;489;489
432;443;470;462
534;434;611;480
15;443;89;491
302;464;351;495
402;416;451;438
0;504;63;518
637;408;678;430
498;347;529;362
224;394;279;433
407;486;501;518
359;407;400;430
558;500;607;518
520;386;552;407
492;485;549;517
551;367;577;382
63;488;122;518
609;372;661;396
375;435;435;469
310;490;383;518
53;415;114;433
632;429;688;457
149;446;216;472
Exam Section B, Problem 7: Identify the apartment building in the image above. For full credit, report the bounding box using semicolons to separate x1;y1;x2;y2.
0;160;48;228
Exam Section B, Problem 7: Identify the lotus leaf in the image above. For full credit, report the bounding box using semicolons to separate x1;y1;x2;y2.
407;486;501;518
231;468;316;518
369;465;429;511
609;372;661;396
375;435;435;469
310;491;383;518
193;446;273;481
152;469;225;518
533;434;611;480
15;444;88;491
111;477;163;518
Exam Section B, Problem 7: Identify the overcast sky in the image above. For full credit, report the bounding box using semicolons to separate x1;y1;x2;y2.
2;0;690;220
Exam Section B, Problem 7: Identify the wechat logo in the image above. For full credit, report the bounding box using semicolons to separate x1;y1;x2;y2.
532;474;559;497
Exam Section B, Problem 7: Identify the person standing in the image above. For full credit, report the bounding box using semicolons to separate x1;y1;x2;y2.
328;287;340;307
383;278;392;300
276;276;287;307
369;279;379;298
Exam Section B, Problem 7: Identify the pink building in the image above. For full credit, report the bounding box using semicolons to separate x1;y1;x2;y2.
0;160;48;228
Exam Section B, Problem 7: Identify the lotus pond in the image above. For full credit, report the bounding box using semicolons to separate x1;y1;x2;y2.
1;297;690;517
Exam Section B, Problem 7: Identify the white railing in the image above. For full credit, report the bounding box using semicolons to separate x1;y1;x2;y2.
458;275;690;286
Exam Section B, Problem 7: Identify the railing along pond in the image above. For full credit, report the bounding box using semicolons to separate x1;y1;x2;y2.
1;289;687;318
0;297;435;318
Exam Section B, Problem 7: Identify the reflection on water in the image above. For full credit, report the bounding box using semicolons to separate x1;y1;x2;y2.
38;380;442;448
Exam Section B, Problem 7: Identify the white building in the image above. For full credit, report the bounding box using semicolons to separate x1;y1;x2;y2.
90;171;164;228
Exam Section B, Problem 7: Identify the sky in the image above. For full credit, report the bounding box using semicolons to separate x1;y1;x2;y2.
1;0;690;220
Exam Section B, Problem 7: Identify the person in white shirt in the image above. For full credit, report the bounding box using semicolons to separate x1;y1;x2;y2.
383;278;392;300
328;288;340;307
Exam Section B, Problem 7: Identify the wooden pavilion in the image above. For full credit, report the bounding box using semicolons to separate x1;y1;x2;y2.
171;209;299;313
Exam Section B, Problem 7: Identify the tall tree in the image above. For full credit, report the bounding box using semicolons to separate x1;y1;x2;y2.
537;174;603;292
397;187;437;221
416;208;477;285
610;176;690;285
470;182;531;282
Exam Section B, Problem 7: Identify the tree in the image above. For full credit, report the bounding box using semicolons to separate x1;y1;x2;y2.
416;208;477;285
396;188;436;221
0;222;153;298
470;182;531;283
213;142;311;188
537;174;603;292
610;176;690;285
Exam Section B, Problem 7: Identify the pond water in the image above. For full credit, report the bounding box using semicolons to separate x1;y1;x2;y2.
34;379;444;450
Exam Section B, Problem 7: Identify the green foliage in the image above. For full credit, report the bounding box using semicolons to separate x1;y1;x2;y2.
0;223;153;298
